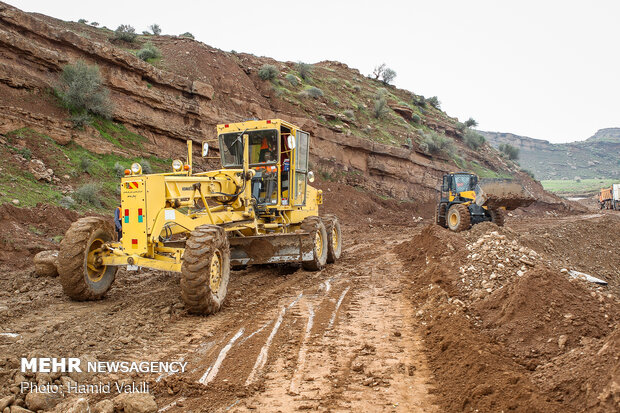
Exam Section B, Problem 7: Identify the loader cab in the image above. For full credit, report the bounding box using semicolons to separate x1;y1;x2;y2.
216;119;311;208
441;172;478;202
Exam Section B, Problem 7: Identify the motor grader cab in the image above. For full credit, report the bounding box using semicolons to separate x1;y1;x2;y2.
57;119;342;315
435;172;534;232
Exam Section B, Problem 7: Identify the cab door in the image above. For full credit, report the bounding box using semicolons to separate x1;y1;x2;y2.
293;131;309;206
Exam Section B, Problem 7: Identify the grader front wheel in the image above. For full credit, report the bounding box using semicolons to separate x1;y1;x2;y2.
57;217;118;300
301;216;328;271
447;204;471;232
322;215;342;263
180;225;230;315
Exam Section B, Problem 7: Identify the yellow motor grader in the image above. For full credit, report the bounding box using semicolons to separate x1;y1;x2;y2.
57;119;342;314
435;172;534;232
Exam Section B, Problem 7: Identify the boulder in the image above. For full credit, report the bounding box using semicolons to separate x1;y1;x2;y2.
33;250;59;277
389;104;414;121
65;398;89;413
113;393;157;413
0;396;14;411
93;399;114;413
25;391;61;411
28;159;53;182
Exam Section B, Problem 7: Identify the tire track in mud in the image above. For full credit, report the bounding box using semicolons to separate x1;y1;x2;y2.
150;230;438;412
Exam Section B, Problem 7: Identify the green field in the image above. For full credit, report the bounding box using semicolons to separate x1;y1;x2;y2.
541;178;617;196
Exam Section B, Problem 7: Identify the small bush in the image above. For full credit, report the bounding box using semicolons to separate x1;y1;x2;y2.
114;162;126;177
353;84;361;92
427;96;441;109
464;117;478;128
114;25;137;42
136;43;161;61
78;19;88;24
90;22;99;27
149;24;162;35
56;61;113;124
413;96;426;107
521;168;535;179
332;99;340;107
499;143;519;160
343;109;355;120
59;196;76;209
142;31;151;35
373;97;389;119
258;64;278;81
306;87;323;98
411;113;421;124
74;183;102;207
296;62;312;80
419;131;454;156
381;68;397;85
140;159;153;174
285;73;299;86
464;129;486;150
79;157;93;174
180;32;194;39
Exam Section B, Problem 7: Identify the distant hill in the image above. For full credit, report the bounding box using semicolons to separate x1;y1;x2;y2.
480;128;620;180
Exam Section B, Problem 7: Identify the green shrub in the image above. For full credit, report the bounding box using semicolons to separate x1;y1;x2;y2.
427;96;441;109
419;131;454;156
285;73;299;86
413;96;426;107
499;143;519;160
79;157;93;174
343;109;355;120
411;113;421;124
74;183;102;207
353;84;361;92
142;31;151;35
258;64;278;81
180;32;194;39
78;19;88;24
149;24;162;35
140;159;153;174
332;99;340;107
373;97;389;119
90;22;99;27
306;87;323;98
521;168;535;179
296;62;313;80
464;129;486;150
136;43;161;61
114;162;126;177
56;61;113;124
464;117;478;127
114;25;137;42
59;196;76;209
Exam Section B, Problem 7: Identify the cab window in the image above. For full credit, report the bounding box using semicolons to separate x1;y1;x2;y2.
219;129;278;168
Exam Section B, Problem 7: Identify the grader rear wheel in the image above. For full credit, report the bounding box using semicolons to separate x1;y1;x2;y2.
180;225;230;315
447;204;471;232
322;214;342;263
301;216;328;271
57;217;118;300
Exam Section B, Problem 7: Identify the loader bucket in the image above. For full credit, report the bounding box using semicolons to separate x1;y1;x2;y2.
475;180;535;211
229;233;315;266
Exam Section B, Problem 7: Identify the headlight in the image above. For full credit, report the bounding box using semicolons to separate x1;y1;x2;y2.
172;159;183;171
131;163;142;174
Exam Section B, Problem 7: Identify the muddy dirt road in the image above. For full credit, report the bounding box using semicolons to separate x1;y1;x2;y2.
1;206;619;412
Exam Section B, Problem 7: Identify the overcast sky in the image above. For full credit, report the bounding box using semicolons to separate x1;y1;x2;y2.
9;0;620;143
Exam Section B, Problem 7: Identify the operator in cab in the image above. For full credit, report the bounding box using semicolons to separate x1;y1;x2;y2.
252;151;278;204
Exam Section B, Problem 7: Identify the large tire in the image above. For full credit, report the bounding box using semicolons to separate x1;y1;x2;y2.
446;204;471;232
435;203;447;228
57;217;118;300
301;216;328;271
322;214;342;264
180;225;230;315
489;208;506;227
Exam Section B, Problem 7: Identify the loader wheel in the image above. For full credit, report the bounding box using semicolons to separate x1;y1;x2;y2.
57;217;118;300
301;216;328;271
435;203;447;227
180;225;230;315
490;208;505;227
446;204;471;232
322;214;342;264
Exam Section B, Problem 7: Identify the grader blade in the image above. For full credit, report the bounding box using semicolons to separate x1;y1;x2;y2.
229;233;314;265
475;181;535;211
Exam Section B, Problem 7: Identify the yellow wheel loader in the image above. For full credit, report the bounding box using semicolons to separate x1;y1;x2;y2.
435;172;534;232
57;119;342;314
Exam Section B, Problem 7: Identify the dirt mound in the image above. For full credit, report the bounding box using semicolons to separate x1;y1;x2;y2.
474;267;618;368
0;203;78;268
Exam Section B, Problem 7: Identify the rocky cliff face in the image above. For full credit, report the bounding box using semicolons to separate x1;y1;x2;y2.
481;130;620;180
0;1;563;204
